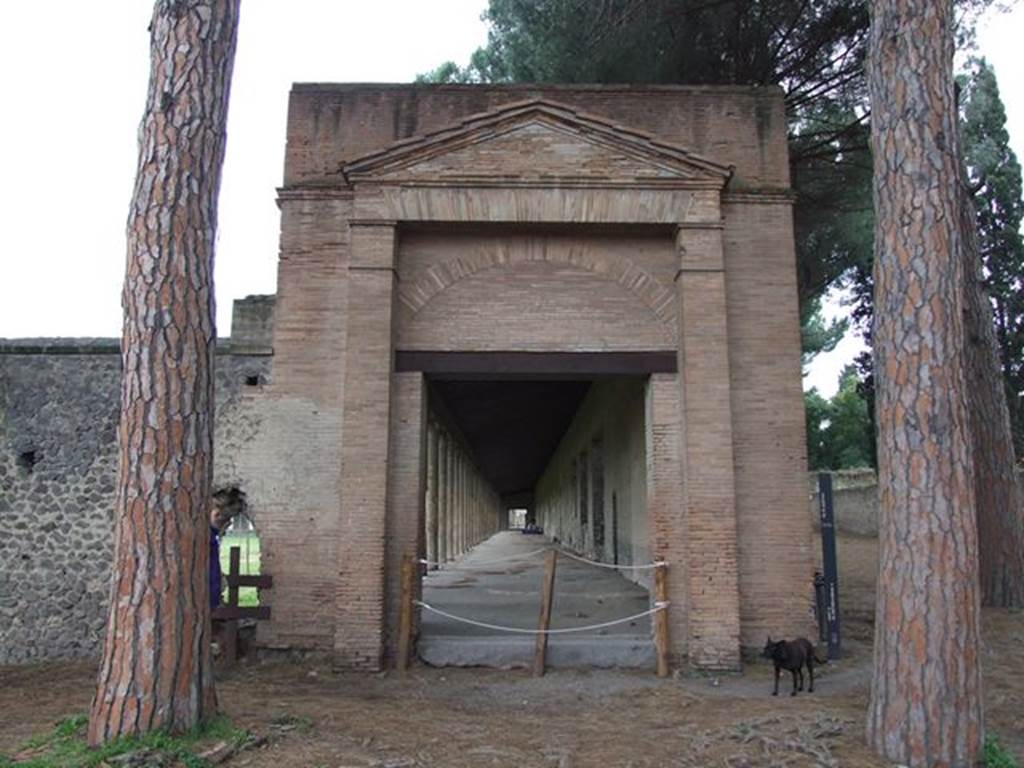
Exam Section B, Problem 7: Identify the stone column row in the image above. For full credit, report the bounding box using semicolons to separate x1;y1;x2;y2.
424;419;502;565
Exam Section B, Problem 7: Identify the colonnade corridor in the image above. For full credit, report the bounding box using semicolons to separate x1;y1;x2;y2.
417;377;657;668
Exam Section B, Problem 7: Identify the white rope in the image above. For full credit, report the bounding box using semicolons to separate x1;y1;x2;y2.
419;547;549;568
556;549;667;571
415;600;669;635
420;547;667;571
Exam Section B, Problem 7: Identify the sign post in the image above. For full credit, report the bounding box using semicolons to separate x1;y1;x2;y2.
817;472;841;659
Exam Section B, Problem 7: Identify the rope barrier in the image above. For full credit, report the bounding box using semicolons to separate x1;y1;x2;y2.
555;549;667;571
421;546;667;571
415;600;669;635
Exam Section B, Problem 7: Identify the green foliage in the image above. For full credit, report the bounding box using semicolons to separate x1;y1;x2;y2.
220;532;261;607
416;61;467;83
960;57;1024;455
801;295;849;367
805;365;875;470
984;735;1020;768
0;714;248;768
804;387;833;471
848;57;1024;458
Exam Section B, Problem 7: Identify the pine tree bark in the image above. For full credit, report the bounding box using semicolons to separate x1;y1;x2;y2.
88;0;240;745
960;167;1024;608
866;2;984;765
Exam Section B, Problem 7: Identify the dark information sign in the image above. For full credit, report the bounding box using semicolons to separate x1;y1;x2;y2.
818;472;841;659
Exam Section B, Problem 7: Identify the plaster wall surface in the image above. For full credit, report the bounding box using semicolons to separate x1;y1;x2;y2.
535;380;650;583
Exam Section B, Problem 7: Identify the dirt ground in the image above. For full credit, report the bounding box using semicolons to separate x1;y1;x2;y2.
2;534;1022;768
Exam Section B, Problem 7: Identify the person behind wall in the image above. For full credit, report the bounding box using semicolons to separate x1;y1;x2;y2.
209;487;247;610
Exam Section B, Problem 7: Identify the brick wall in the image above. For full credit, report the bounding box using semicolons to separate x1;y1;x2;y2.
264;83;807;670
284;84;789;191
397;230;677;352
723;200;816;647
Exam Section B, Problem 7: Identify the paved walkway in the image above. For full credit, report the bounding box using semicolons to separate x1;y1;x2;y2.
418;530;657;668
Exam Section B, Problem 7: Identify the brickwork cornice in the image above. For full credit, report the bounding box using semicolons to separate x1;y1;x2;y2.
721;190;795;205
276;185;352;205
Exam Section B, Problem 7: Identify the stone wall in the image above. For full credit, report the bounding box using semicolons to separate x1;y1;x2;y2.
0;297;274;664
806;469;1024;537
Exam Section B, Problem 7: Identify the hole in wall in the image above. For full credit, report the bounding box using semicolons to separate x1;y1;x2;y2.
212;486;248;522
244;374;261;387
211;485;262;610
16;450;38;474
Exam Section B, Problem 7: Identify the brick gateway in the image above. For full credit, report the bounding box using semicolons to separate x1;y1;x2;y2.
251;85;813;673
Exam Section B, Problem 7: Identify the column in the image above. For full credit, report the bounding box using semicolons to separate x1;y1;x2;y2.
334;222;396;670
458;452;465;555
384;372;426;663
676;225;742;670
425;424;439;568
437;432;449;564
645;374;689;665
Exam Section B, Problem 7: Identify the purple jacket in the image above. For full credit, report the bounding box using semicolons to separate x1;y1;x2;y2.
210;526;222;610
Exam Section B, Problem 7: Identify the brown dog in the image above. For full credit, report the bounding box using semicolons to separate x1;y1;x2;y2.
761;637;826;696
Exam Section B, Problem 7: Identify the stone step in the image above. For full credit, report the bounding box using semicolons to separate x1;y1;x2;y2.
417;634;656;669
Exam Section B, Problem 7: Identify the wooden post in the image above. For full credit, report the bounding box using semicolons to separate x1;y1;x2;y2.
397;553;416;673
223;546;242;664
228;546;241;608
533;550;558;677
653;561;670;677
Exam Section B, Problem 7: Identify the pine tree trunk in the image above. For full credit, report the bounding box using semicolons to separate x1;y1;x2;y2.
88;0;240;745
960;169;1024;608
865;2;984;765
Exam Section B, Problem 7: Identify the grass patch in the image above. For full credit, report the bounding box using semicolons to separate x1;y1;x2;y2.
0;714;249;768
219;533;261;607
985;735;1020;768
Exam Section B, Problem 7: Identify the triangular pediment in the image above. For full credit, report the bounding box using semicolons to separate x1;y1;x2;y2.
341;100;733;188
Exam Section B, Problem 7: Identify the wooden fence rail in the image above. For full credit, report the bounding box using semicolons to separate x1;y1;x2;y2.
212;545;273;662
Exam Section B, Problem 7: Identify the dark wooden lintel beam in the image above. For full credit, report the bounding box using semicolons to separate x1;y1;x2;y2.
395;351;677;378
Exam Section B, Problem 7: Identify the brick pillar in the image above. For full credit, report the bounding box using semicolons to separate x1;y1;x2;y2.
476;477;481;545
334;222;396;670
436;431;448;565
586;452;596;557
676;225;742;671
645;374;689;664
425;423;439;567
457;452;465;556
461;454;466;551
446;442;456;561
384;372;426;663
468;471;475;547
259;193;349;652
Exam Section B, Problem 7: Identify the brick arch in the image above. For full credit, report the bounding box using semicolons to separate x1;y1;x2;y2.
398;243;677;327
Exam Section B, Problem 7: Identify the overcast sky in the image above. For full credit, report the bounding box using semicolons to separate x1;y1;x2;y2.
1;2;1020;398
